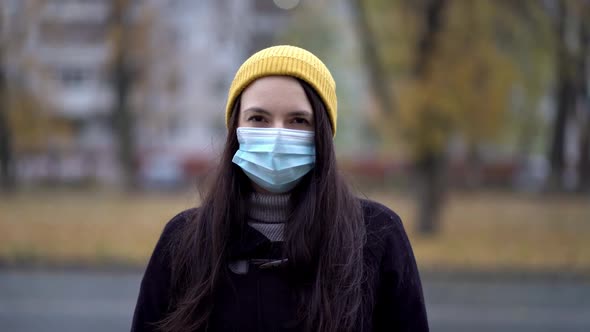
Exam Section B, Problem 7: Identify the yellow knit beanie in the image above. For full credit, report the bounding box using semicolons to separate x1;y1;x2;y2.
225;45;337;135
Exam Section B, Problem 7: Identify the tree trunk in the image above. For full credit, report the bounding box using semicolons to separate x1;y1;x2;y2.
113;61;136;190
349;0;396;115
548;79;574;190
548;0;574;191
577;5;590;193
348;0;450;233
0;110;15;192
414;0;448;77
416;152;446;234
580;122;590;192
413;0;449;235
0;65;15;192
111;0;137;191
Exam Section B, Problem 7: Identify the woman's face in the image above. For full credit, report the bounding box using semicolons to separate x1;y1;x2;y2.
238;76;314;131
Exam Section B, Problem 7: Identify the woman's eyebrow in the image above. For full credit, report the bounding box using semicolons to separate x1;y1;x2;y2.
242;108;312;117
288;110;313;117
242;107;272;116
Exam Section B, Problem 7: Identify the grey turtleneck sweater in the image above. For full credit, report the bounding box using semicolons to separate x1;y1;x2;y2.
246;193;290;242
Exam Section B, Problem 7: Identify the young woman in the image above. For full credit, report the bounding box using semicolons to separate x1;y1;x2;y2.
131;45;428;332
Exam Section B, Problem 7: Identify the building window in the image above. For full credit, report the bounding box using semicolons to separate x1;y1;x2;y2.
40;21;106;44
58;68;91;87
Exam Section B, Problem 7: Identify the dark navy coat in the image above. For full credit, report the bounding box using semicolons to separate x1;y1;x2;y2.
131;199;429;331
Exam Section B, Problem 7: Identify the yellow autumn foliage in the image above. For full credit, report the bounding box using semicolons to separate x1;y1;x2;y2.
7;87;73;153
369;0;527;158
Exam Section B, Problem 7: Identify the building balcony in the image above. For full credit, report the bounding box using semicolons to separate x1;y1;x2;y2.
35;43;111;67
49;84;114;119
40;1;109;23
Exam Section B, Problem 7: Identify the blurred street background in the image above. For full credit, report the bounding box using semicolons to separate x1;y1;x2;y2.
0;0;589;331
1;269;589;332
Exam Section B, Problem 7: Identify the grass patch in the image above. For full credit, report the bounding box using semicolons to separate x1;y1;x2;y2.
373;191;590;275
1;189;589;275
0;190;196;267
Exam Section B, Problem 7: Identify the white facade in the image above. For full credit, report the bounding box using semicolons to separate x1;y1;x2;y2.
34;0;113;120
138;0;290;158
3;0;292;184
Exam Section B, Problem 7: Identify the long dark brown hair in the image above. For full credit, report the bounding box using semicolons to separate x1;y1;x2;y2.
158;79;367;332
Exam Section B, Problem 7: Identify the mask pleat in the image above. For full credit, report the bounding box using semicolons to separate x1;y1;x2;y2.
232;127;316;193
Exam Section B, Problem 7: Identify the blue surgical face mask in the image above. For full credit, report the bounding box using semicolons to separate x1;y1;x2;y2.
232;127;315;193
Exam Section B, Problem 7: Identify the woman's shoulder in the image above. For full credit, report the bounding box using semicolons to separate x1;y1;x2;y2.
165;207;198;228
358;198;413;252
147;208;198;262
158;207;199;242
359;198;403;230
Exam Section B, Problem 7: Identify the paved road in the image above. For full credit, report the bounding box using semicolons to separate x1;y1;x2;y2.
1;270;589;332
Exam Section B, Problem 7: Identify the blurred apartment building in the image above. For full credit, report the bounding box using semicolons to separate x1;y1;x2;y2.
1;0;292;185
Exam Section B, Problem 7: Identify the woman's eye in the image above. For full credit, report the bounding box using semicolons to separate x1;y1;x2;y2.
248;116;265;122
292;117;310;125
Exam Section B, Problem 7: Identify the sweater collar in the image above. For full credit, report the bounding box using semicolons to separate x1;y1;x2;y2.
247;192;291;223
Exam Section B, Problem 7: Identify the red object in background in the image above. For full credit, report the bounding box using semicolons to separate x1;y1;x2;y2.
182;156;214;178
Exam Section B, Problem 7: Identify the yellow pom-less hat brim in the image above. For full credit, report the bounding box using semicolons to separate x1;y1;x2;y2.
225;45;337;136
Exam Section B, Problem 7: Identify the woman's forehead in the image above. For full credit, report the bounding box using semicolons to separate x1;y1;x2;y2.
240;76;313;115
